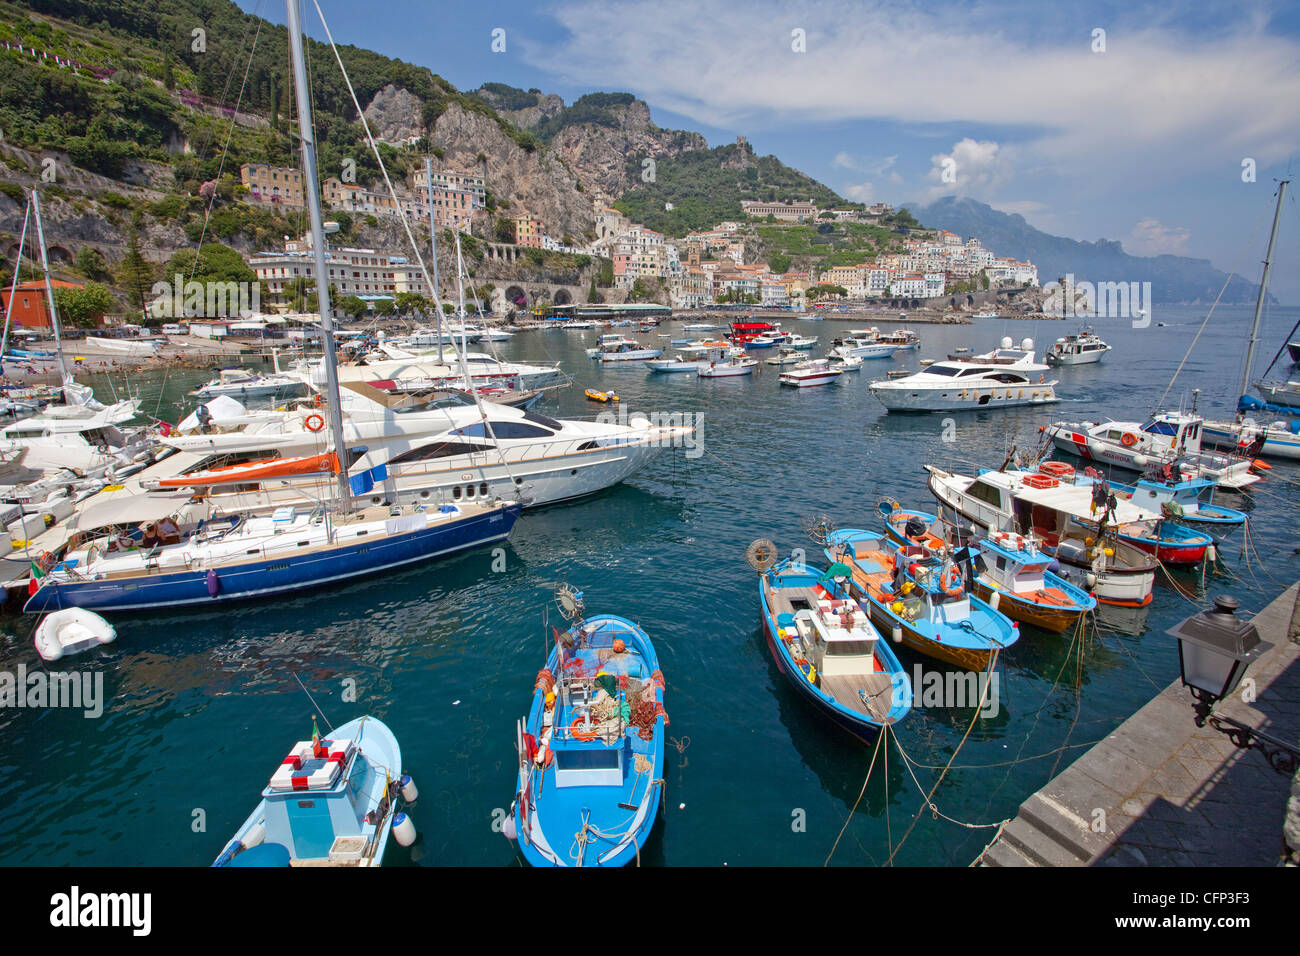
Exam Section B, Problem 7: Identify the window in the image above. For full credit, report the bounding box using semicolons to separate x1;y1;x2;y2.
454;421;553;440
388;441;495;464
967;480;1003;507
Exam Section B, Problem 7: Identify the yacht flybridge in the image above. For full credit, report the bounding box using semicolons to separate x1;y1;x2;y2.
869;338;1058;412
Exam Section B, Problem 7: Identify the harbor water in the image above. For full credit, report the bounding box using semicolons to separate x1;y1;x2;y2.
2;305;1298;866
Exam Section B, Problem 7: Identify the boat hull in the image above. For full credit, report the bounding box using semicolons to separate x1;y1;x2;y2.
872;384;1058;413
970;580;1083;633
24;505;520;613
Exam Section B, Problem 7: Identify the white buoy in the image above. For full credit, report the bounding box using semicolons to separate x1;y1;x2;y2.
891;624;903;643
400;773;418;803
502;812;517;842
392;812;417;847
1206;544;1217;562
989;591;1001;611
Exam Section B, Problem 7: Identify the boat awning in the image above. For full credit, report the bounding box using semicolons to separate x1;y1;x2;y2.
68;491;214;532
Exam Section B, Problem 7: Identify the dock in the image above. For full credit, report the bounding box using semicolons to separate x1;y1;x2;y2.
978;582;1300;867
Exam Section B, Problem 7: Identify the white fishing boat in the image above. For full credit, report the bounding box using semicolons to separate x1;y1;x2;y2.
972;310;1000;320
764;347;804;366
779;360;842;388
698;355;758;377
1046;327;1111;366
1042;409;1260;489
585;334;637;358
596;341;664;363
827;352;864;372
869;338;1057;413
786;334;818;350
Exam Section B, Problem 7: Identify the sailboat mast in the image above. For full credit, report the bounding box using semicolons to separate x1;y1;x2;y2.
425;156;443;350
29;190;70;383
286;0;351;508
1239;179;1289;400
1;197;31;362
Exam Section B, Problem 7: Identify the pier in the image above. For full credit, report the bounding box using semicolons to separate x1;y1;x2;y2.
978;583;1300;867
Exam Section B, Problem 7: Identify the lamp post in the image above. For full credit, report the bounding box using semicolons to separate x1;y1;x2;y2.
1167;594;1297;773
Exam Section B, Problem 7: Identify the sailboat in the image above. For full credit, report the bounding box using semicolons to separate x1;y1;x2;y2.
23;0;522;614
1196;180;1300;459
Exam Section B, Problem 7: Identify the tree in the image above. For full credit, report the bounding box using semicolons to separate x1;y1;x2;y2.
494;216;515;243
116;232;155;312
164;243;257;285
337;295;368;319
586;277;600;303
768;253;791;275
374;298;395;317
75;247;110;282
283;277;317;313
55;283;114;328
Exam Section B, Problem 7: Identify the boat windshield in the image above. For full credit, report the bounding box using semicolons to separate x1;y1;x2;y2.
925;364;962;377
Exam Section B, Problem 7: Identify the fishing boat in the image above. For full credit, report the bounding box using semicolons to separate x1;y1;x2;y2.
212;715;416;867
828;334;895;361
596;341;663;363
779;360;842;388
870;338;1057;413
751;544;912;741
33;607;116;661
585;334;636;358
1253;380;1300;407
875;329;921;352
786;334;818;350
926;465;1158;606
746;334;781;349
819;525;1019;670
194;367;306;398
1046;328;1111;366
972;310;1000;320
1081;468;1247;538
827;352;864;372
584;389;619;403
505;587;665;867
1042;408;1260;489
879;504;1095;633
698;355;758;377
645;354;710;373
764;347;804;366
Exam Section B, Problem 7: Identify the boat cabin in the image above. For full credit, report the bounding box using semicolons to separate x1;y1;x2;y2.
260;734;380;862
787;595;881;678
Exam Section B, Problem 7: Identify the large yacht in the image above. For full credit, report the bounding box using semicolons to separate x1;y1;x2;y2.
869;338;1058;412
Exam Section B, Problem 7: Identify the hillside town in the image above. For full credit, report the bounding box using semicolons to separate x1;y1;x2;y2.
234;160;1039;317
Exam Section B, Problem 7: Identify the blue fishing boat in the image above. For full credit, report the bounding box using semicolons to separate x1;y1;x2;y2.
505;587;666;866
1099;472;1247;538
879;505;1095;633
822;527;1019;670
212;715;417;867
752;545;911;741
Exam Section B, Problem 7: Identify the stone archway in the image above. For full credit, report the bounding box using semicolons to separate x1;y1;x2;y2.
553;288;572;306
505;285;527;307
46;244;73;264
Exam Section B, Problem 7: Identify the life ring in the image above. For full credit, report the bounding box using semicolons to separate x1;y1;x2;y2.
569;717;599;742
1040;461;1075;478
37;551;55;572
305;413;325;432
1120;432;1138;447
940;565;963;597
314;394;324;408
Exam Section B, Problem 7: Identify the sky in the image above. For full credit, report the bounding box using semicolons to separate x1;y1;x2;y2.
240;0;1300;302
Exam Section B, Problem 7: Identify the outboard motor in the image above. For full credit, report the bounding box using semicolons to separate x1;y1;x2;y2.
904;517;927;540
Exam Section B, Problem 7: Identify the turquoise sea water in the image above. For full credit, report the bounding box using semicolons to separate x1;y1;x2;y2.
2;305;1298;866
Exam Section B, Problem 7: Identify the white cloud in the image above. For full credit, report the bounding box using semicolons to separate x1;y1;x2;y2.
529;1;1300;189
922;138;1015;202
843;181;875;201
1124;218;1192;256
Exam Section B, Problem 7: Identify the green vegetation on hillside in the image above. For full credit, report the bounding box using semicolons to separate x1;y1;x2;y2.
613;144;852;236
754;221;910;269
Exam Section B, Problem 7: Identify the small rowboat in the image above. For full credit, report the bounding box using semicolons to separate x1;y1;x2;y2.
585;389;619;403
34;608;117;661
153;451;341;489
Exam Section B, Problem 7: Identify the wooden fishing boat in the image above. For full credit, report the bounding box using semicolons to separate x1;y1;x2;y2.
755;549;911;741
506;587;665;867
878;505;1095;633
212;715;416;867
822;528;1019;670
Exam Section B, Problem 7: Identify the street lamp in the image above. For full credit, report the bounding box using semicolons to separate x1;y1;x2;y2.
1167;594;1296;773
